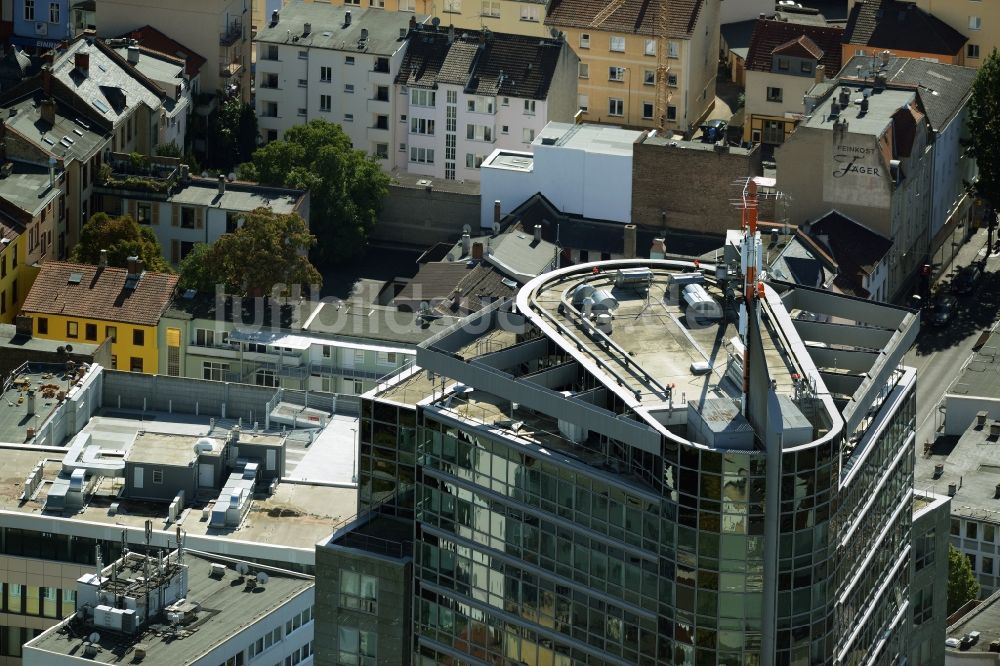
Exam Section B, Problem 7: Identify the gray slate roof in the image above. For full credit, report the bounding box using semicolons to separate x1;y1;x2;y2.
255;0;418;56
839;54;978;130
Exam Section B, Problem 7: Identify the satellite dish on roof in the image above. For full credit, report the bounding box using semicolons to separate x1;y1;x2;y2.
227;172;236;181
89;632;101;644
462;224;471;234
235;562;249;575
256;572;269;585
431;16;440;26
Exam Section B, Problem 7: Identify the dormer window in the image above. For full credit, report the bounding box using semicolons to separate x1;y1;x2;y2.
801;61;813;74
777;57;789;71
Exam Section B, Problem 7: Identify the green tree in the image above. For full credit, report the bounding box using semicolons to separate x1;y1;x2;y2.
176;242;220;292
966;48;1000;252
70;212;171;273
247;120;390;267
208;98;259;171
179;208;321;296
155;142;182;158
948;545;980;615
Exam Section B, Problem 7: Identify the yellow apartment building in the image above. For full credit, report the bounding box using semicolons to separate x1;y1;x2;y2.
0;228;28;325
20;259;178;374
294;0;551;37
544;0;720;133
912;0;999;66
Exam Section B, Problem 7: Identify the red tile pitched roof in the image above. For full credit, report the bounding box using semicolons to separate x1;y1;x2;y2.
745;18;844;74
545;0;705;39
21;261;179;327
119;25;207;78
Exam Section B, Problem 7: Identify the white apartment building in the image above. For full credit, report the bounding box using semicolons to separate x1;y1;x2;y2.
254;1;418;170
395;24;578;182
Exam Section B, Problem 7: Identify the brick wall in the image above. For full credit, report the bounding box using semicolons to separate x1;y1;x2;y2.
631;138;765;237
372;183;479;245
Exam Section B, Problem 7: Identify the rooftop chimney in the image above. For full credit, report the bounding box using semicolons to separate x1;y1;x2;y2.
99;249;108;268
40;64;52;95
344;10;352;27
126;255;144;277
303;22;312;36
493;199;501;231
461;231;471;256
75;51;90;76
624;224;637;259
533;224;542;243
179;163;190;181
814;64;824;84
40;97;56;126
127;45;140;64
448;24;455;44
472;241;484;260
650;238;666;260
271;9;279;25
14;315;33;339
409;15;417;31
218;174;226;196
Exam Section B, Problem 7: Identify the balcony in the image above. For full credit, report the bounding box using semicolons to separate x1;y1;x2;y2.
220;19;244;47
94;152;180;199
220;60;244;79
367;97;390;114
187;342;239;360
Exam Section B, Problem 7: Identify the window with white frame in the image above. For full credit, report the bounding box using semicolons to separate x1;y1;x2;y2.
609;66;625;81
642;102;653;119
410;117;435;135
667;72;678;86
667;105;676;120
152;469;164;484
644;39;656;56
465;153;485;168
344;113;354;121
522;128;535;143
409;147;434;163
443;0;460;12
523;99;536;114
410;89;436;107
520;5;538;21
344;83;355;93
320;66;332;82
320;95;332;112
49;2;59;23
580;33;590;48
578;94;589;112
400;0;415;9
668;40;679;58
970;15;982;29
481;0;500;17
445;134;456;159
340;571;379;611
608;98;624;116
195;328;228;347
24;0;34;20
643;70;655;85
578;62;589;78
447;90;458;104
610;35;625;52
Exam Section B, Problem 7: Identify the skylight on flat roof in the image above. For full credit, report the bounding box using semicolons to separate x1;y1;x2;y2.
93;99;110;114
67;273;83;284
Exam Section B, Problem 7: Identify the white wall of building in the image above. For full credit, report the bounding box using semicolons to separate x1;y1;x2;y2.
719;0;774;25
256;42;405;170
479;152;535;228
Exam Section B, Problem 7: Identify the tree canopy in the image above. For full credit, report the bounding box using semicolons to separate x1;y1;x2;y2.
948;544;980;615
242;120;390;267
966;48;1000;246
205;98;258;171
70;212;171;272
178;207;321;296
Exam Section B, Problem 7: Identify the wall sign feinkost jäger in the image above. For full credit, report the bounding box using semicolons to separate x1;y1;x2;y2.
832;144;881;179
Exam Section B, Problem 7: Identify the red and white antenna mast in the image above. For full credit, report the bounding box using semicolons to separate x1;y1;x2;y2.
739;179;764;415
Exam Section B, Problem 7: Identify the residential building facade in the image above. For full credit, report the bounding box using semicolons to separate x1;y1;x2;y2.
911;0;1000;67
94;0;251;95
776;83;935;300
0;223;28;325
545;0;721;132
317;257;947;664
11;0;72;51
311;0;552;37
843;0;968;66
395;24;578;181
742;17;844;146
255;2;416;168
20;258;178;373
94;153;309;266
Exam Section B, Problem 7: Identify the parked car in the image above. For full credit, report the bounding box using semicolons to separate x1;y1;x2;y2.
699;119;728;144
930;293;958;326
952;264;983;295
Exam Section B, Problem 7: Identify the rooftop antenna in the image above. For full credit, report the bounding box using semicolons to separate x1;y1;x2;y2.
175;526;184;564
143;520;152;625
738;179;763;416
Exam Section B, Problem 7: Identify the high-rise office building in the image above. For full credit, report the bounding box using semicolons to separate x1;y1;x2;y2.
318;236;949;665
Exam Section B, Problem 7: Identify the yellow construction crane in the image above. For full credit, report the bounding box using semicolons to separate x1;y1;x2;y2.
589;0;672;131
